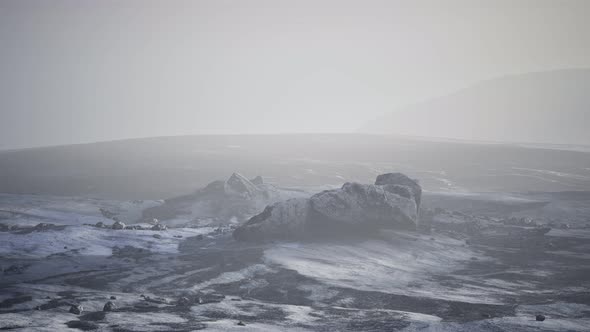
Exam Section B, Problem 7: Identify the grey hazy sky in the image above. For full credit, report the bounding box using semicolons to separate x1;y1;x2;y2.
1;0;589;149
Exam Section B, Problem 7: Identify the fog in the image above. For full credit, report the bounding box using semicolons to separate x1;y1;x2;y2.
2;2;590;330
2;0;590;149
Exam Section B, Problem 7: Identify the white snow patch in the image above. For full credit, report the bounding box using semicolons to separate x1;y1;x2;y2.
264;234;502;304
0;226;213;258
189;264;274;291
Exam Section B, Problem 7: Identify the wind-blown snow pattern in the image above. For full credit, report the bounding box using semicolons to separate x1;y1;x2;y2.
2;175;590;331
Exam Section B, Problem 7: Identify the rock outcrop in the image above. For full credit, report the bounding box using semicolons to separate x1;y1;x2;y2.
225;173;262;198
69;304;83;315
250;176;264;186
151;224;167;231
232;198;310;241
234;173;421;241
103;301;116;312
141;173;307;226
111;221;126;230
375;173;422;208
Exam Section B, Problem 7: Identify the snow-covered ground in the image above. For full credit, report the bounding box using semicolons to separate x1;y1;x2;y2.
0;193;161;227
0;225;211;259
264;234;500;304
1;191;590;331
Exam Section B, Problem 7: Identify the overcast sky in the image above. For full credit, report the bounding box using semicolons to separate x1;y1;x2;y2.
1;0;589;149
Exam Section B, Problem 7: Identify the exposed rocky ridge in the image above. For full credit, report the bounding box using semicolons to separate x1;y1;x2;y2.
234;173;421;241
142;173;306;226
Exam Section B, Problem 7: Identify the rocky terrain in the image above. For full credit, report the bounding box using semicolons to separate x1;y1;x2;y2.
141;173;308;228
1;173;590;331
234;173;421;241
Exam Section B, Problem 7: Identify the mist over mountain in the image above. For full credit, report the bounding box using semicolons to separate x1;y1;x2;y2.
362;69;590;145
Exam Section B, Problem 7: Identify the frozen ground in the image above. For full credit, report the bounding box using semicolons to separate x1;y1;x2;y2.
1;188;589;331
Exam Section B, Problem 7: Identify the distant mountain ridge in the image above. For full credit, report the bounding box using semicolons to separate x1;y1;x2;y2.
362;69;590;145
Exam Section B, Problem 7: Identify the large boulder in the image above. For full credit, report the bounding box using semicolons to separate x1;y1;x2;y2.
308;182;417;235
234;173;421;241
69;304;83;315
375;173;421;208
103;301;117;312
233;198;310;241
111;221;126;230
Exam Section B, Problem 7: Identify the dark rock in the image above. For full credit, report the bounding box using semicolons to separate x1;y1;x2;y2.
103;301;116;312
151;224;168;231
536;314;546;321
110;296;116;300
174;292;224;306
69;304;83;315
237;321;246;326
152;234;162;239
94;221;104;228
111;221;126;230
34;223;54;231
176;297;192;307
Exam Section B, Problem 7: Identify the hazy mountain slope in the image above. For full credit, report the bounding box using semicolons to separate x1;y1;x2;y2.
362;69;590;145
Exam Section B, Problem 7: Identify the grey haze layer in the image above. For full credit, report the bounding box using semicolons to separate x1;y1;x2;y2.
1;134;590;200
2;2;590;149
